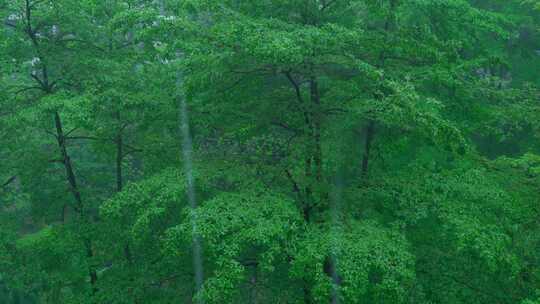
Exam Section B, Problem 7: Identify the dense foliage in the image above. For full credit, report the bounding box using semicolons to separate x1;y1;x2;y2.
0;0;539;303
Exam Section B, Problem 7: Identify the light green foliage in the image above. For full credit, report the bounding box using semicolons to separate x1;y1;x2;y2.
167;189;302;302
291;221;415;303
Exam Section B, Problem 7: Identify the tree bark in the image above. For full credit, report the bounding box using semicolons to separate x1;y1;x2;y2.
85;238;98;295
54;111;83;213
360;0;396;181
284;71;316;222
53;111;98;294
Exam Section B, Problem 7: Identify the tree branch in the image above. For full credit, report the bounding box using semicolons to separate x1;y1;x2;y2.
320;0;338;12
284;169;302;198
65;127;79;137
284;71;305;104
13;85;42;95
66;135;143;156
271;121;301;134
1;176;16;188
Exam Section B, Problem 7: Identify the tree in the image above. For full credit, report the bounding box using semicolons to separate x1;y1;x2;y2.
1;0;539;303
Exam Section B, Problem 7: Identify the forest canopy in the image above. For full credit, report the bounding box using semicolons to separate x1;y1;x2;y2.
0;0;539;303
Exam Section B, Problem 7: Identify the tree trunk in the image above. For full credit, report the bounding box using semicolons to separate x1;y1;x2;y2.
85;238;98;295
303;285;312;304
310;77;322;183
304;155;313;222
24;0;98;297
115;113;123;193
248;263;258;304
361;120;375;179
53;111;98;294
54;111;83;213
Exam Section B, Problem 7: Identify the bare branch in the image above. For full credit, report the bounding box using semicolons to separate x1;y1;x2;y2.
59;38;106;52
30;73;46;89
65;127;79;137
323;107;348;115
284;169;302;198
320;0;338;12
65;135;143;157
44;129;58;138
122;145;143;158
29;0;48;9
283;71;305;104
13;86;42;95
1;176;16;188
66;135;105;141
271;121;301;134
